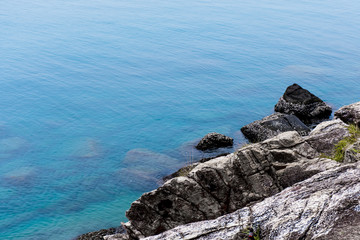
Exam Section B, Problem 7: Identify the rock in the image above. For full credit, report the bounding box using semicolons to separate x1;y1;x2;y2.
241;113;310;142
162;153;230;182
2;167;38;187
344;140;360;163
142;163;360;240
335;101;360;126
123;131;336;238
76;226;125;240
306;119;349;155
195;132;233;151
162;163;199;183
274;83;332;124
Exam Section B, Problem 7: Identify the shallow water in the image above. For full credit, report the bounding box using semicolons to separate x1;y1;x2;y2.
1;0;360;239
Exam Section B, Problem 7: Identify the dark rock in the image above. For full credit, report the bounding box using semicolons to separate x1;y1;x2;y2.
195;132;233;151
76;227;125;240
241;113;310;142
274;83;332;123
335;101;360;126
142;163;360;240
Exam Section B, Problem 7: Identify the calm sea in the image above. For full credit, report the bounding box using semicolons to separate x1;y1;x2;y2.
1;0;360;239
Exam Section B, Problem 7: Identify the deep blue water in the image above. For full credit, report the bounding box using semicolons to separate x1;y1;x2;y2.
1;0;360;239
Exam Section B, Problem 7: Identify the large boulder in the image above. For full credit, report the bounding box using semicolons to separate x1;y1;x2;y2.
305;119;349;155
335;101;360;126
142;163;360;240
241;113;310;142
195;132;233;151
274;83;332;124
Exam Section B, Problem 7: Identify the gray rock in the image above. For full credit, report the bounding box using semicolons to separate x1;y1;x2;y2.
195;132;233;151
142;163;360;240
241;113;310;142
274;84;332;124
335;101;360;126
306;119;349;155
344;140;360;163
162;153;230;183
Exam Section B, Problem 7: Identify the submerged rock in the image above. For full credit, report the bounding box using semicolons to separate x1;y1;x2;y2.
335;101;360;126
118;149;182;190
274;83;332;124
241;113;310;142
195;132;233;151
143;162;360;240
2;166;38;187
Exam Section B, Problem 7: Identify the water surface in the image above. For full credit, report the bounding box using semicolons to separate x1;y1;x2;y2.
1;0;360;239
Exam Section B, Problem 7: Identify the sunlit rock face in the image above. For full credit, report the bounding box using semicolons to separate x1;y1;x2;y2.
335;101;360;126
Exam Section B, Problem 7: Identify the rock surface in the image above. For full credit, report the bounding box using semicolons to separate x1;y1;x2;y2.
122;127;346;239
335;101;360;126
76;227;125;240
195;132;233;151
241;113;310;142
274;84;332;124
142;162;360;240
162;153;230;182
344;139;360;163
305;119;349;155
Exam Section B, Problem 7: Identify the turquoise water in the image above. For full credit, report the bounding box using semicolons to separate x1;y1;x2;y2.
1;0;360;239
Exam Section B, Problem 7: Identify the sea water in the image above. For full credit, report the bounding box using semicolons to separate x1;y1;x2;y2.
0;0;360;239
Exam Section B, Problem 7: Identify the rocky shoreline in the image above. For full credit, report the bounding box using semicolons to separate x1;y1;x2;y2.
77;84;360;240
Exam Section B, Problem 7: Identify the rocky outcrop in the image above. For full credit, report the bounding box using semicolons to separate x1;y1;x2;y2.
274;84;332;124
195;132;233;151
121;126;347;239
335;101;360;126
241;113;310;142
142;162;360;240
96;102;360;240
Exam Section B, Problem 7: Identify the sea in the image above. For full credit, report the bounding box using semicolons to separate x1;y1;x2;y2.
1;0;360;239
